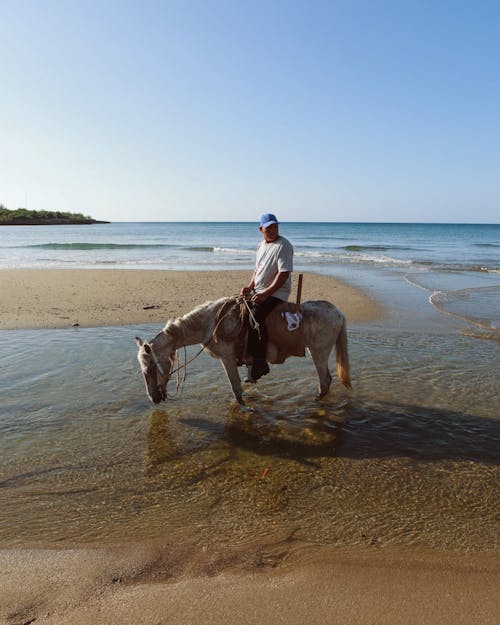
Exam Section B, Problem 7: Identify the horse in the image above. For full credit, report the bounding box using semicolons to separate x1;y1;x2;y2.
135;297;352;405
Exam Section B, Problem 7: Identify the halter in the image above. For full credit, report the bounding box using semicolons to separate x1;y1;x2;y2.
149;345;165;376
144;296;250;396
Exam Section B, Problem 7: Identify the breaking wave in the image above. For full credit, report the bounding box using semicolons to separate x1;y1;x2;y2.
21;243;180;250
340;244;415;252
429;286;500;341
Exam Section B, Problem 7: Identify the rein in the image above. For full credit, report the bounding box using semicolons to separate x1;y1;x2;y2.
153;296;249;395
168;343;205;378
240;295;261;339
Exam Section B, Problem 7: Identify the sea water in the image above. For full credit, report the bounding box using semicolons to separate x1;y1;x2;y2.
0;222;499;551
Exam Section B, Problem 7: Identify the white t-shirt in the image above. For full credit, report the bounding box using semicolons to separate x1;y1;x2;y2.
254;236;293;301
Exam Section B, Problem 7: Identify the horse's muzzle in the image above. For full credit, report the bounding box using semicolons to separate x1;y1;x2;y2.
150;389;166;404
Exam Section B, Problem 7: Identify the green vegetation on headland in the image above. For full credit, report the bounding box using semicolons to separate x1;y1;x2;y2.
0;205;110;225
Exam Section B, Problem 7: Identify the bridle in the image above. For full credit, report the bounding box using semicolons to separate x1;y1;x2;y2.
141;296;257;400
149;344;166;376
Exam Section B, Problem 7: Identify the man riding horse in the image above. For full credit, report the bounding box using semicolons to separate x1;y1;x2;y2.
136;214;351;404
240;213;294;383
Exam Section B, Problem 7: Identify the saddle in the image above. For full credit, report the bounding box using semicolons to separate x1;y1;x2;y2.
263;301;305;363
213;298;305;365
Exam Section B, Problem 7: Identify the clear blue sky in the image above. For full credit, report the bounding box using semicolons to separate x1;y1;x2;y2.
1;1;499;223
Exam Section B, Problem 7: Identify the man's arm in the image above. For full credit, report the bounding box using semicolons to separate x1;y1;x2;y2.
251;271;290;303
240;271;256;297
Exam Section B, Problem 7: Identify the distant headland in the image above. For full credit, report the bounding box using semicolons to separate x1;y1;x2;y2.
0;205;110;226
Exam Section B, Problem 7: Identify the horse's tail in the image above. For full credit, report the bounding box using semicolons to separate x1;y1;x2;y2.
336;317;352;390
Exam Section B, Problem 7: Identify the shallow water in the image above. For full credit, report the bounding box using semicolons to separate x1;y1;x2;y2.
1;222;499;552
1;321;498;552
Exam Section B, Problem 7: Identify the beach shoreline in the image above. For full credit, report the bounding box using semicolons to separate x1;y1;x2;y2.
0;268;384;330
1;541;498;625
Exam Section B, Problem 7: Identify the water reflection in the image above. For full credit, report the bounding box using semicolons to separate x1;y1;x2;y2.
147;410;179;472
134;395;500;554
183;415;343;468
337;400;500;465
147;397;500;475
1;323;499;550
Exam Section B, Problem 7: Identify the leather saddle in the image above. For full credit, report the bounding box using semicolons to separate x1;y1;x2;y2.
213;299;305;366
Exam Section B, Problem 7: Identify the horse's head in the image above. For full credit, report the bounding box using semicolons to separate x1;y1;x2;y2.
135;332;176;404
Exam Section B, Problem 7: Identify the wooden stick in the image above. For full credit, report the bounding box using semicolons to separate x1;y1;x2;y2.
296;273;303;311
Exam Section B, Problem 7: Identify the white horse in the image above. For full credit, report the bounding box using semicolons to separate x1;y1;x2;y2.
136;297;351;404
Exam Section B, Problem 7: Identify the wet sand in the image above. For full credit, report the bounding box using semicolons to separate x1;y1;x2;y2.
0;268;383;329
1;542;499;625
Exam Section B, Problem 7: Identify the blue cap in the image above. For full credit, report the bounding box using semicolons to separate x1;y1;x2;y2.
260;213;279;228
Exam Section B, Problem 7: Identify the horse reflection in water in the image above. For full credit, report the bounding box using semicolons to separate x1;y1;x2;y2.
146;401;345;480
146;410;180;473
136;297;351;404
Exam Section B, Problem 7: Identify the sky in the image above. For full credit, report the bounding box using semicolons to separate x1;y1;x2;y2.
0;1;499;223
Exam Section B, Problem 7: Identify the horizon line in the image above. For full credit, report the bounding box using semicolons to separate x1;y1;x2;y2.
102;220;500;225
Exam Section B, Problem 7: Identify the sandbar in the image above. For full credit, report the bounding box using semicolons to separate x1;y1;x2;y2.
0;268;384;329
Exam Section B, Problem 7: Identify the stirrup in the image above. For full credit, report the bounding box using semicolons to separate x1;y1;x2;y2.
251;360;270;380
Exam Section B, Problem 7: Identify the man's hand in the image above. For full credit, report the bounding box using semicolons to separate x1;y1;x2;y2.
240;286;253;297
251;292;268;303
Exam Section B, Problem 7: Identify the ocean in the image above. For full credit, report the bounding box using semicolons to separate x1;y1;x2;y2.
0;222;499;552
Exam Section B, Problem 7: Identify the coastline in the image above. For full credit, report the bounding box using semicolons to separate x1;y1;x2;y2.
0;268;384;330
0;219;109;225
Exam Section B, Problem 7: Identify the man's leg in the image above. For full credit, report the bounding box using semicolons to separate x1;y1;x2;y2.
246;296;281;381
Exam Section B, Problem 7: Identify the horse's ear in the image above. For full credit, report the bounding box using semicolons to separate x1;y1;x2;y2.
135;336;144;347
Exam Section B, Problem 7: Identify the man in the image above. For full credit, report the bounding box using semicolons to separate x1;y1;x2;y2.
240;213;294;383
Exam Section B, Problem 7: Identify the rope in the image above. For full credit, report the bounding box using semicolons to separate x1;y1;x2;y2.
165;346;187;398
239;295;261;340
164;295;249;395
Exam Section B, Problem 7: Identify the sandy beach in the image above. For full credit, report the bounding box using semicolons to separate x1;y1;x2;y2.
1;542;499;625
0;268;383;329
1;268;499;624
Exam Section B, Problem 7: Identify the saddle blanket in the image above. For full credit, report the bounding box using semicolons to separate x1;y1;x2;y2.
283;311;302;331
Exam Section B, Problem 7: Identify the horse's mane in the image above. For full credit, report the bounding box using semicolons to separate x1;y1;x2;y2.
163;297;230;336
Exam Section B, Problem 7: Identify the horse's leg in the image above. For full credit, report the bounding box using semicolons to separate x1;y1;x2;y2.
220;356;244;404
308;347;333;399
